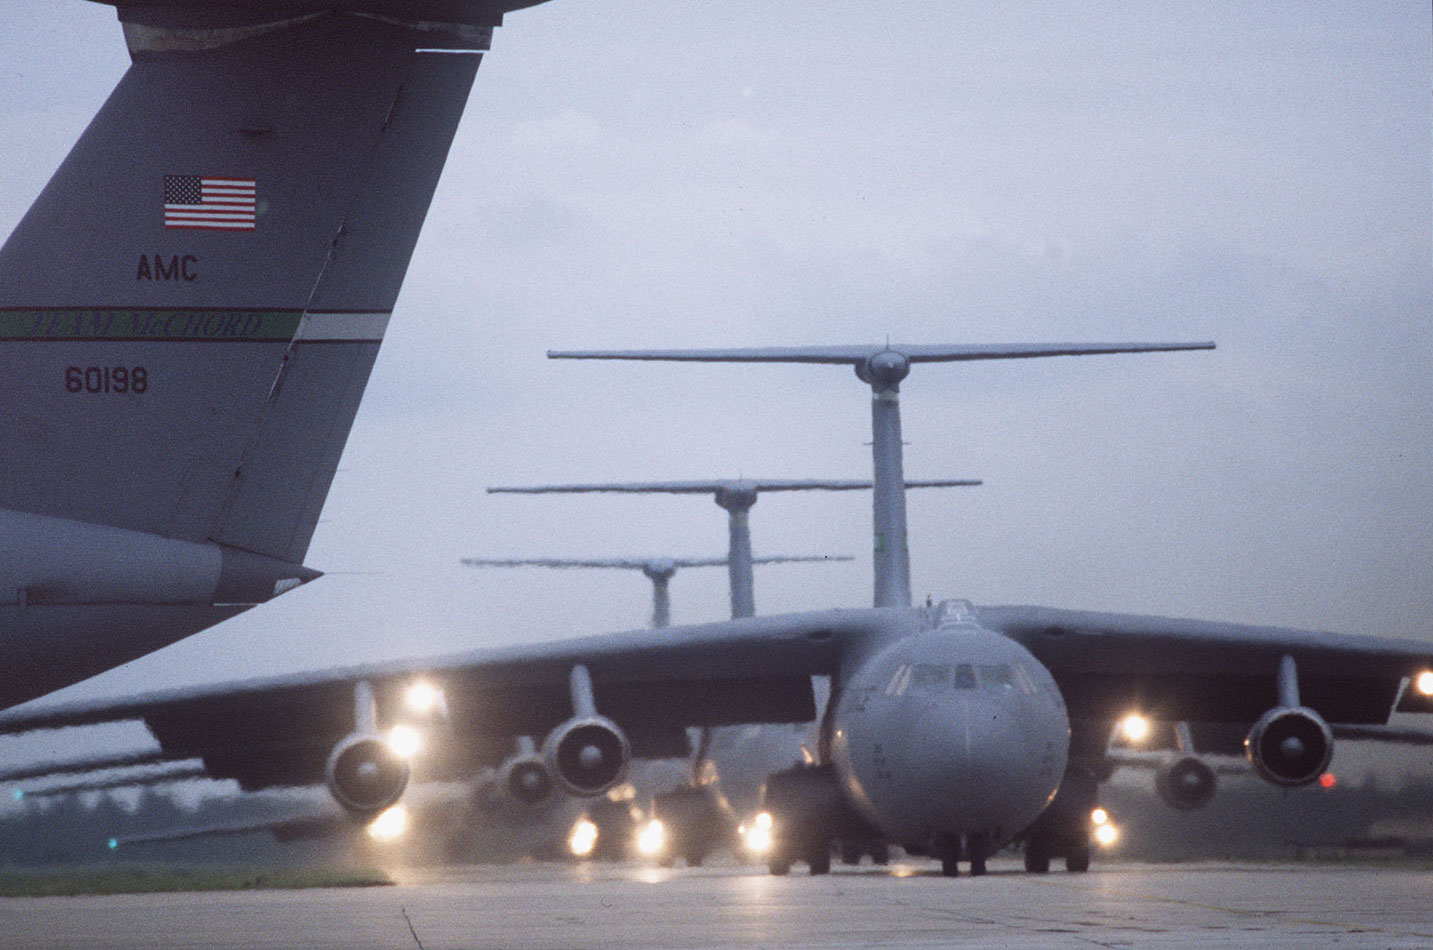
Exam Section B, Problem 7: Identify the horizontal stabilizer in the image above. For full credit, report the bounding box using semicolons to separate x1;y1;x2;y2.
462;555;851;571
549;342;1215;365
489;478;980;494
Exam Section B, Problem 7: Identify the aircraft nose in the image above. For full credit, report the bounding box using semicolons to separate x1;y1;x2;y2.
904;694;1035;831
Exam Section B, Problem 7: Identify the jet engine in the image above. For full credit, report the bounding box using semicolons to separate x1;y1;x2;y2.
1244;706;1333;788
500;748;555;806
543;715;629;797
325;732;410;816
1153;754;1217;810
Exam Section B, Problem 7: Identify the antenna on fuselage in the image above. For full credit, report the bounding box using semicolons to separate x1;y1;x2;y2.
487;478;978;619
548;341;1215;608
460;554;848;628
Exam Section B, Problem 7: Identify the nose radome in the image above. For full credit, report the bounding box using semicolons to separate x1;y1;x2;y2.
901;695;1036;832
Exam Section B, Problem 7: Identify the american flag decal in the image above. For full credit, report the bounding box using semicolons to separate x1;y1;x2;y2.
164;176;256;230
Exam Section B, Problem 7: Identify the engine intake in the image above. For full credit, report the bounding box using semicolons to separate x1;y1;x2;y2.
501;752;555;806
1154;754;1217;810
1244;706;1333;788
543;716;629;797
325;733;410;816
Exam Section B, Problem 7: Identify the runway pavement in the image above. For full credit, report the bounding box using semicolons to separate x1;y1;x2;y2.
1;859;1430;949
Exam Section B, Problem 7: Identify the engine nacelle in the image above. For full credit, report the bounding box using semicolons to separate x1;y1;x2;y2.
1244;706;1334;788
325;733;410;816
542;715;630;798
500;751;555;806
1154;754;1218;810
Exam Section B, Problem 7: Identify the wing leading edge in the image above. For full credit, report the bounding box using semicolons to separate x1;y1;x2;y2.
0;609;900;790
0;603;1426;792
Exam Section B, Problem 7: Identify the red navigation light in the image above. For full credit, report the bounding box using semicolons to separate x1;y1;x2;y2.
1318;772;1337;790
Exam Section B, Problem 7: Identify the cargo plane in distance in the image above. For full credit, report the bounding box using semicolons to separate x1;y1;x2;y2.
3;339;1431;878
0;0;553;710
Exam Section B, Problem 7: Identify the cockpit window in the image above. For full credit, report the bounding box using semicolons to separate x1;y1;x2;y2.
1014;663;1038;696
884;664;912;696
953;664;977;689
911;664;950;690
979;664;1017;691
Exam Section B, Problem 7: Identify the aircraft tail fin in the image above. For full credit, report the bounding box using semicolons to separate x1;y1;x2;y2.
0;9;510;563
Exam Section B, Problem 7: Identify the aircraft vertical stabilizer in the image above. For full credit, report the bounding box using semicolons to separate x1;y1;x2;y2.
0;4;547;708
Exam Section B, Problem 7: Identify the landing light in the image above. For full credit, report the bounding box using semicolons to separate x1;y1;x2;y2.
1119;713;1151;744
636;819;666;857
1094;822;1119;847
1091;807;1109;826
367;804;409;842
387;725;423;759
1417;671;1433;697
742;811;774;854
569;818;599;857
405;680;445;716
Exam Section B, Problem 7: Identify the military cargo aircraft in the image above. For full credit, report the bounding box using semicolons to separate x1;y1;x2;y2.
0;0;552;710
2;338;1430;878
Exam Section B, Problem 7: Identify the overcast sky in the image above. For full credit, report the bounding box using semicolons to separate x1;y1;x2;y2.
0;0;1429;728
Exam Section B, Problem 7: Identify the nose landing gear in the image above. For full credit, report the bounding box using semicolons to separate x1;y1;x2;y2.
935;832;992;877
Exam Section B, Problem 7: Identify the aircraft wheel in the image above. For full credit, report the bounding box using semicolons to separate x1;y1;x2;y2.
1065;846;1091;873
768;850;792;876
839;841;863;866
870;842;890;866
1024;845;1050;874
940;854;960;878
807;843;832;876
684;848;706;868
968;834;989;877
657;854;676;868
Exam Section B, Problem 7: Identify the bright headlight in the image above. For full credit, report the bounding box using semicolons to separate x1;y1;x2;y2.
1094;822;1119;847
742;812;774;854
367;804;409;842
387;725;423;759
636;819;666;857
569;818;599;857
1417;671;1433;696
1119;713;1151;744
405;680;444;716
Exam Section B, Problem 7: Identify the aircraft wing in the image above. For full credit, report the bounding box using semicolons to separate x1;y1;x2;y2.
0;609;900;792
0;602;1427;794
978;605;1433;727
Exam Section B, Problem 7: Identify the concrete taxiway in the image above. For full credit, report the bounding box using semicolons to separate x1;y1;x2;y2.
1;860;1430;949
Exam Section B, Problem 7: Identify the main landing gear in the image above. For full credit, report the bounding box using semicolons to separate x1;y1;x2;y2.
760;764;874;877
1021;764;1098;873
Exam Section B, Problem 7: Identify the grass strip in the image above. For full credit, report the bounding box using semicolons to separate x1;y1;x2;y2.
0;865;392;897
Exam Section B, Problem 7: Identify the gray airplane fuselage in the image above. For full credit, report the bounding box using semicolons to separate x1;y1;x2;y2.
830;618;1068;846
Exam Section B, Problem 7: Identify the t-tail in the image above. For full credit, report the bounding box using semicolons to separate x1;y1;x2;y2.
0;1;550;709
549;342;1214;609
